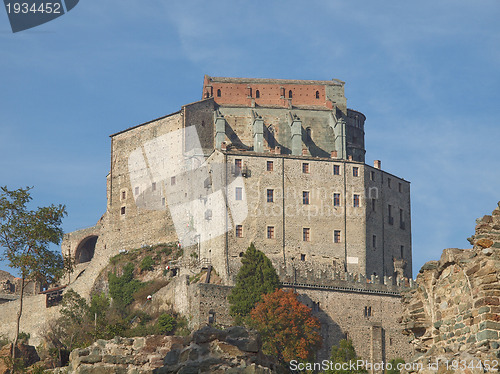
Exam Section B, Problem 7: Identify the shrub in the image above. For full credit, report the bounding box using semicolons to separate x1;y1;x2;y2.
108;263;144;307
18;332;30;344
140;256;154;272
157;313;176;334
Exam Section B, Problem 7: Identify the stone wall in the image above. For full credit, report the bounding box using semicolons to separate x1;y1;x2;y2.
402;202;500;366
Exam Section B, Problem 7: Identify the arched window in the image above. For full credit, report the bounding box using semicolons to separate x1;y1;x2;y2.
256;90;260;98
217;89;221;97
315;90;320;99
288;90;293;98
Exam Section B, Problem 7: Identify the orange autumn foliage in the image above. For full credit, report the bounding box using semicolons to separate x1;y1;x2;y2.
249;289;322;362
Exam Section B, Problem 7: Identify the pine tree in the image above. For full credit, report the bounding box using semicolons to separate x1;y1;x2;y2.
227;243;280;324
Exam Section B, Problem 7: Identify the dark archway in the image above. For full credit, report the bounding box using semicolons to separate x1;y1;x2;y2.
74;236;98;264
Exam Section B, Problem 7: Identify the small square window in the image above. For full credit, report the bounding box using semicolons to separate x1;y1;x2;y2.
235;187;243;201
135;186;139;196
120;206;126;215
152;182;156;192
353;167;359;177
333;165;340;175
302;163;310;174
171;176;176;186
267;189;274;203
300;254;306;261
236;225;243;238
303;228;310;242
267;226;275;239
302;191;310;205
267;161;274;171
235;159;242;171
333;193;340;207
353;194;360;207
334;230;341;243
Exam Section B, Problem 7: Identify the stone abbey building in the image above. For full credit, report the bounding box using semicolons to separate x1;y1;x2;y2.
0;76;415;364
64;75;412;282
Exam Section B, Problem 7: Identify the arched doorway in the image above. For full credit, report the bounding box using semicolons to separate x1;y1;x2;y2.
74;236;98;264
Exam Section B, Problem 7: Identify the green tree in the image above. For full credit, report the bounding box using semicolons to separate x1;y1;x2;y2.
386;358;405;374
0;186;69;359
323;339;367;374
157;313;176;334
227;243;280;324
140;255;154;272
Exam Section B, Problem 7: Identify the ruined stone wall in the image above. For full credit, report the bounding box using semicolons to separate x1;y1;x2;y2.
402;202;500;365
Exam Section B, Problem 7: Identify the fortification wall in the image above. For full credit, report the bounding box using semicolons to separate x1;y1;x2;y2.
402;202;500;366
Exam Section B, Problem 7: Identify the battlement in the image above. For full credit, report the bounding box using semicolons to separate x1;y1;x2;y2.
277;260;414;296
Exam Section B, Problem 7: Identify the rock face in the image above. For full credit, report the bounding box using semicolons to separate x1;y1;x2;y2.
401;202;500;372
0;343;40;374
51;326;283;374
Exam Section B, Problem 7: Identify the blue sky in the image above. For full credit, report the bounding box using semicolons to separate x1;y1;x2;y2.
1;0;499;277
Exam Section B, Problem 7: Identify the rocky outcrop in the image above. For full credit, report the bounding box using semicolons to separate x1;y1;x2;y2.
0;343;40;374
51;326;284;374
401;202;500;372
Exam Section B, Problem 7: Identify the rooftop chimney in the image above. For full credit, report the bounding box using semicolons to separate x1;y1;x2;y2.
374;160;381;169
331;150;338;158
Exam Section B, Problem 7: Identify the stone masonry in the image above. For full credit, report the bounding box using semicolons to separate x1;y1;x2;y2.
401;202;500;368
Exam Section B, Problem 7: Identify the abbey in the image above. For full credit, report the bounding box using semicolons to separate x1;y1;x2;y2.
63;75;412;282
0;76;415;363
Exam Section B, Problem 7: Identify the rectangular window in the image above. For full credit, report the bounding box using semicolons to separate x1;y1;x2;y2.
171;176;176;186
334;230;341;243
121;191;126;200
388;178;391;188
161;197;165;206
152;182;156;192
400;245;404;258
302;163;310;174
353;194;360;207
333;165;340;175
235;187;243;201
302;191;310;205
236;225;243;238
235;159;242;170
353;167;359;177
303;228;310;242
267;189;274;203
135;186;139;196
399;182;402;193
300;254;306;261
333;193;340;207
372;235;377;248
267;226;275;239
370;171;375;181
388;205;393;225
267;161;274;171
371;198;376;211
400;209;405;229
120;206;126;215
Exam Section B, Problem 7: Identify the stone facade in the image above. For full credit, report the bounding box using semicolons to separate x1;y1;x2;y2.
59;75;412;282
402;202;500;369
